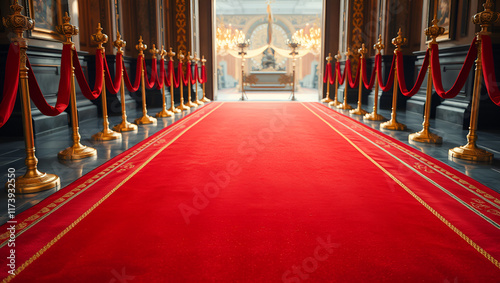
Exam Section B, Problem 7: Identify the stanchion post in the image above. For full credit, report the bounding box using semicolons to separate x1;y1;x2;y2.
193;53;204;105
409;19;444;143
112;31;138;132
321;53;333;103
449;0;498;162
2;3;60;193
167;48;181;113
91;23;121;141
57;13;98;160
364;35;386;121
185;51;197;107
134;37;157;125
176;50;190;111
350;44;368;115
156;45;174;118
381;28;407;131
329;51;342;107
337;47;353;110
200;55;210;102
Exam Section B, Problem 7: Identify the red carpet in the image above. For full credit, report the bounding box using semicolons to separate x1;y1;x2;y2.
1;102;500;282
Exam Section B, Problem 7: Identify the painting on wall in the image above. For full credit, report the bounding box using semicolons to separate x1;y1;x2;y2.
428;0;456;42
26;0;68;41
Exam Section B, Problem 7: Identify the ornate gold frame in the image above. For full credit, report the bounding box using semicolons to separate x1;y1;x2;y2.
26;0;66;41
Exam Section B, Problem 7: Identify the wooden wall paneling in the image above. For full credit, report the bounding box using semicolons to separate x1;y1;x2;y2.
198;0;213;100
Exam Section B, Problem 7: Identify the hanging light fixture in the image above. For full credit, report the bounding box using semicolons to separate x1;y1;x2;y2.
292;23;321;55
216;23;245;55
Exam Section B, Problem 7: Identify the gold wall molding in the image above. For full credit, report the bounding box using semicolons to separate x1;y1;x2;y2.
176;0;188;53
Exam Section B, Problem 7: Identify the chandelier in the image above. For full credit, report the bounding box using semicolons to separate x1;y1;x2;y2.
216;23;245;55
292;23;321;55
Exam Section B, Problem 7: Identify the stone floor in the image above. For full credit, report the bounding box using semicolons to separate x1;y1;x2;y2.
1;92;499;225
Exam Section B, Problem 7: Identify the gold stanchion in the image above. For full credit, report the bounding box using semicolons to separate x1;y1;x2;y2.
134;37;157;125
193;53;204;106
337;47;353;110
409;19;444;143
167;48;181;113
58;13;97;160
381;28;407;131
321;53;333;103
2;3;60;193
329;51;342;107
350;44;368;115
91;23;121;141
156;45;175;118
176;50;190;111
449;1;498;162
185;51;197;108
200;55;211;102
112;31;138;132
364;35;386;121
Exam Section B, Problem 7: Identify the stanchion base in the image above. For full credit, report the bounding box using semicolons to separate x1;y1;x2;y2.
336;103;353;110
381;119;406;131
321;97;333;103
176;104;190;111
113;120;138;132
364;112;386;121
7;171;60;194
194;100;205;106
349;108;368;115
409;130;442;144
185;101;198;108
328;100;341;107
201;97;211;102
92;128;122;141
135;115;157;125
168;107;182;113
449;144;493;162
155;108;174;118
58;143;97;160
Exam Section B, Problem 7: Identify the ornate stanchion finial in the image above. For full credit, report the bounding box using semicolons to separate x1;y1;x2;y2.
449;0;499;162
364;35;386;121
409;16;444;144
381;29;407;131
329;51;342;107
91;23;121;141
56;12;79;44
136;36;147;55
112;31;137;132
2;3;60;193
166;47;180;113
338;47;353;110
155;45;174;118
134;36;157;125
167;47;176;60
321;53;334;103
176;50;190;111
350;43;368;116
149;43;159;57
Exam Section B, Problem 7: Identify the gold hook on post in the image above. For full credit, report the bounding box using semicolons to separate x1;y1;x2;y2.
381;28;407;131
350;43;368;115
364;35;386;121
2;3;60;193
337;47;353;110
57;13;97;160
112;31;138;132
449;0;499;162
329;51;342;107
321;53;333;103
156;45;175;118
134;37;157;125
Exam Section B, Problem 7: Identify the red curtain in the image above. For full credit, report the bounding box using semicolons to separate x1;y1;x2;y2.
0;43;20;128
431;39;477;99
396;49;430;97
103;53;123;94
123;56;142;92
27;44;72;116
481;35;500;106
376;54;395;92
73;49;103;100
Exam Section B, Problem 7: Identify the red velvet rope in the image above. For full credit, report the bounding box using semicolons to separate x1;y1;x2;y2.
336;62;347;85
174;61;181;88
346;60;360;88
157;59;165;90
431;38;477;99
396;49;430;97
0;43;20;128
323;62;331;84
182;61;190;86
376;54;395;92
200;65;207;84
143;58;157;89
481;35;500;106
27;44;72;116
191;63;198;85
123;56;142;92
361;56;377;90
165;60;173;88
73;49;103;100
103;53;123;94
